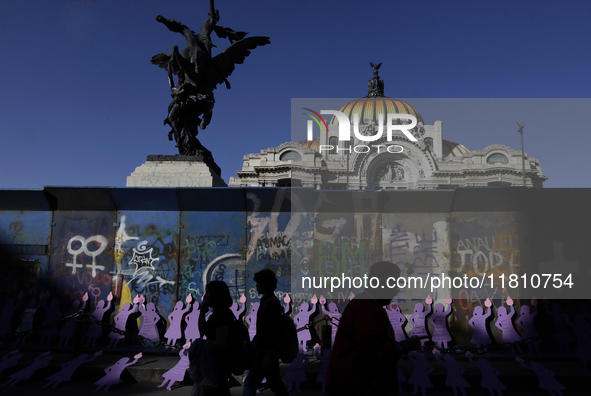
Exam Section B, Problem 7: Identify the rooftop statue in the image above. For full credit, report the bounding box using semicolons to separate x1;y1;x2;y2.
367;62;385;98
151;0;270;157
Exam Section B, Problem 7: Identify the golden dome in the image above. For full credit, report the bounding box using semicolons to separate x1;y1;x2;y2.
442;140;470;157
330;97;424;126
298;138;319;151
329;63;423;126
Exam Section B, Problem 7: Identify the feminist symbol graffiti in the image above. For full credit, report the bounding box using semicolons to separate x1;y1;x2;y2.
66;235;108;277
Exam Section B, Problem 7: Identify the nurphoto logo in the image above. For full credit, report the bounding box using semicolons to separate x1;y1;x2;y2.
303;108;418;154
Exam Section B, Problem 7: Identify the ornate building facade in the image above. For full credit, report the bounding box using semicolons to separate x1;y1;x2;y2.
229;68;548;189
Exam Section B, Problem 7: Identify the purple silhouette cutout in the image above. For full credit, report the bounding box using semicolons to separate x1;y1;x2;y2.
516;298;541;354
86;292;113;347
469;298;493;351
94;353;142;392
57;293;89;347
516;358;565;396
1;351;53;387
39;296;63;346
245;302;260;341
0;350;22;375
563;313;591;370
184;297;202;343
313;343;331;394
385;302;408;342
408;351;434;395
138;295;161;342
0;291;23;337
294;295;318;350
164;296;191;347
42;351;102;389
543;300;571;352
430;298;453;348
495;297;521;353
319;296;341;345
433;349;470;396
231;293;247;320
409;296;433;346
466;352;505;396
158;343;190;390
284;346;309;392
108;296;139;348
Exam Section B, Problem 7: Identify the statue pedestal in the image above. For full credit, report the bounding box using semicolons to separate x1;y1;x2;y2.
126;154;227;187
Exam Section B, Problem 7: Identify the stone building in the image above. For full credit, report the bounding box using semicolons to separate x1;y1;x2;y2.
229;68;548;189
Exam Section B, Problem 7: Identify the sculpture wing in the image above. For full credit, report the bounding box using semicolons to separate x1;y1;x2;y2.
214;25;249;42
205;36;271;91
370;62;382;70
151;53;173;70
150;52;185;77
151;46;193;79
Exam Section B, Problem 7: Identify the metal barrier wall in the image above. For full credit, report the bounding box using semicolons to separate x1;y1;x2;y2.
1;187;589;346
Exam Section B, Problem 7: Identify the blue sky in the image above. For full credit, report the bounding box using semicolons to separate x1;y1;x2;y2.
1;0;590;188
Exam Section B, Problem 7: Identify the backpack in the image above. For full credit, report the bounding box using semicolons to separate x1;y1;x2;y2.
278;313;299;363
229;319;253;375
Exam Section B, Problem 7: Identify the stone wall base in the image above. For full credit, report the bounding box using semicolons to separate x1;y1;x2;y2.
127;155;227;187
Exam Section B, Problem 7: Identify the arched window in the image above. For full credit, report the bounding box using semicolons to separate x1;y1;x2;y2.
486;153;509;165
279;151;302;162
424;137;433;150
328;136;338;155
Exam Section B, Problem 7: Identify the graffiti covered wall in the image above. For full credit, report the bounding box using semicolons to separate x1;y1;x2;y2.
0;187;589;345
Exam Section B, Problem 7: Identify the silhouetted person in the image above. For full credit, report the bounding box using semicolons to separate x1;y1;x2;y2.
191;280;236;396
242;269;288;396
325;261;420;396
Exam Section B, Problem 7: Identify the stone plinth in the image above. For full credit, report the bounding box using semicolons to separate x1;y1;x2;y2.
127;155;227;187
